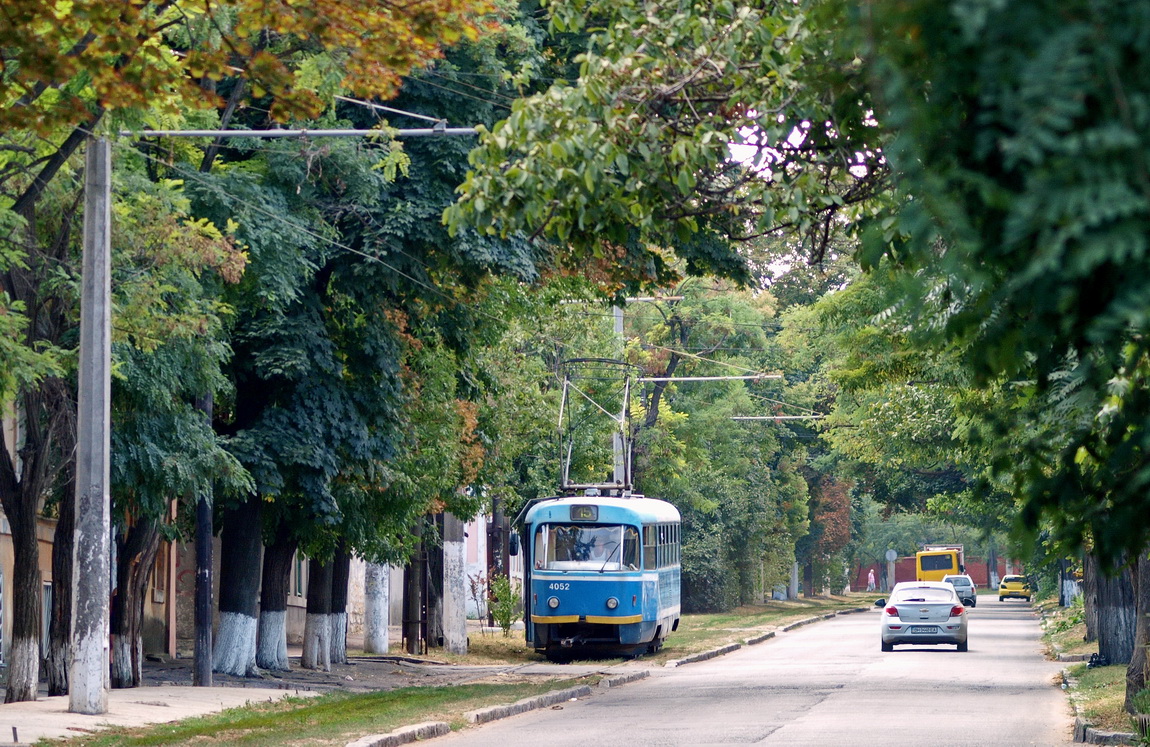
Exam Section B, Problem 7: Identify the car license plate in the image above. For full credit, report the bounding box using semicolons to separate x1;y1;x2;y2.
910;626;937;634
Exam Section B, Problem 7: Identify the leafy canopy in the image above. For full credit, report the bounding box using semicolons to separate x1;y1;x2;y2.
0;0;492;134
445;0;886;292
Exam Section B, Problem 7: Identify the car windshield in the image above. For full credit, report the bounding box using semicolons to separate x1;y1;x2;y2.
534;523;640;571
892;588;955;603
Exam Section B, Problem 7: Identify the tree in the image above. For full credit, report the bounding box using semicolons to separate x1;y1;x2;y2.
0;0;490;134
104;174;250;689
446;0;887;293
850;0;1150;560
619;282;811;610
840;4;1150;708
0;0;494;701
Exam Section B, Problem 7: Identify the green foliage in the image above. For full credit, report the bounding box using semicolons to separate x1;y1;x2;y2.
1131;688;1150;716
446;0;887;294
853;0;1150;558
488;573;521;635
680;524;735;613
624;282;812;609
1049;596;1086;636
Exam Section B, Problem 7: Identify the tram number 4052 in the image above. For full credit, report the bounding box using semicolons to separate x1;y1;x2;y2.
548;583;570;591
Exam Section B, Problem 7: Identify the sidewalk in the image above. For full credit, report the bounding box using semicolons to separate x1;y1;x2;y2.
0;685;317;745
0;623;588;745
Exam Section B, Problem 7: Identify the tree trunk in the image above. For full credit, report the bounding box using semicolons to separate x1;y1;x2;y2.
330;546;350;665
212;496;262;676
256;527;297;671
5;504;41;703
110;518;162;688
1095;552;1137;665
803;560;815;599
364;562;390;653
46;469;76;696
1126;550;1150;713
0;383;71;703
1084;552;1099;643
302;558;332;671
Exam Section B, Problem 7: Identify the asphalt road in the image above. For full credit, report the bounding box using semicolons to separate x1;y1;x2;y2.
432;596;1072;746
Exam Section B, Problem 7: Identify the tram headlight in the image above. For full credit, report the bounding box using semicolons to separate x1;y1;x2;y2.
606;597;619;610
548;596;560;609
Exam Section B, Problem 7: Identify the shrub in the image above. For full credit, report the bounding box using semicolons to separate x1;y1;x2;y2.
489;573;521;636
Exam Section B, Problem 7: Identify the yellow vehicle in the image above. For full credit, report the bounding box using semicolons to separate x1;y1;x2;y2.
916;547;962;582
998;575;1032;602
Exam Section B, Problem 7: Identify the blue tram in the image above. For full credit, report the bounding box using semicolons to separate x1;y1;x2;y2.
517;495;681;660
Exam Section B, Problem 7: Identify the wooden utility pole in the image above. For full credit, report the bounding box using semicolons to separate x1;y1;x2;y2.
193;396;213;687
403;520;424;655
70;138;112;715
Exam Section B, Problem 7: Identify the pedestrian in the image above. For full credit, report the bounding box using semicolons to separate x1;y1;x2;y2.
866;568;876;592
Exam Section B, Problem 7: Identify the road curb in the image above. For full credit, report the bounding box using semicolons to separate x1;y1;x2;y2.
1061;669;1137;745
836;607;870;615
465;684;593;725
664;642;742;668
599;670;650;688
669;607;868;665
780;616;821;632
1058;652;1091;662
744;631;776;646
345;721;451;747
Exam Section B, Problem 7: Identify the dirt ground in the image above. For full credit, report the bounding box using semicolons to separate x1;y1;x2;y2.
137;655;563;694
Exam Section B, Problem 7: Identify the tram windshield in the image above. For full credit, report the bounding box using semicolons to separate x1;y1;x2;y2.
534;524;640;571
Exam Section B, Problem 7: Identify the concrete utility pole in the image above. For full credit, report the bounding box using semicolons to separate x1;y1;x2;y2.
612;306;627;486
363;562;390;653
442;514;468;654
70;138;112;715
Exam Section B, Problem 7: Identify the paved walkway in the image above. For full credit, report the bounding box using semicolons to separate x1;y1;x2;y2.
0;685;318;744
0;624;601;746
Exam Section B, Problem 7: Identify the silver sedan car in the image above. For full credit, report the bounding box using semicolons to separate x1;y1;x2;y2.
877;581;969;652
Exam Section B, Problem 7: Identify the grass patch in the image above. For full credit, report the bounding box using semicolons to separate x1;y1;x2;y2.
1066;662;1135;734
428;631;541;665
48;678;596;747
1041;599;1136;736
1037;598;1096;658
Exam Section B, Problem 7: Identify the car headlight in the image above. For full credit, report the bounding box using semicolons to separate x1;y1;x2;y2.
548;596;560;609
606;597;619;610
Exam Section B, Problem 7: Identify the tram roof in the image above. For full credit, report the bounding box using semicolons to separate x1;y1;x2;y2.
522;495;681;525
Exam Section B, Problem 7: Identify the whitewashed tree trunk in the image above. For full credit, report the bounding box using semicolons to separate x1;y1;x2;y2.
364;563;389;653
330;612;347;664
7;637;38;702
443;515;468;655
301;613;330;671
213;612;259;676
256;610;289;671
214;496;262;677
329;549;350;665
109;635;135;689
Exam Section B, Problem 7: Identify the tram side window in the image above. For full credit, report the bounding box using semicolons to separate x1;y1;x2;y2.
623;527;639;569
643;525;657;569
